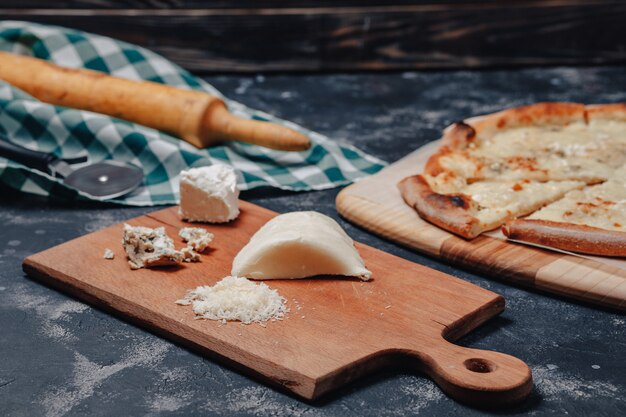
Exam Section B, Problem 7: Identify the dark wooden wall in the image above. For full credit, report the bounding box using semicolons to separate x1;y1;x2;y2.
2;1;625;73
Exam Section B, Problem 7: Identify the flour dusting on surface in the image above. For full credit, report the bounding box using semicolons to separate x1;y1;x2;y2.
533;364;619;400
0;212;70;226
235;79;253;95
398;377;444;413
83;211;118;233
160;367;193;383
12;288;89;342
41;339;170;417
148;393;191;413
206;386;308;417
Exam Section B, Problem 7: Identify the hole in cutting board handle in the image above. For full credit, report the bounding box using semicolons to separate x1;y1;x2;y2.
413;339;533;407
464;358;496;373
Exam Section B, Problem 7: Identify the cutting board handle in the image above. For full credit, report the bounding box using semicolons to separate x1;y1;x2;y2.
415;339;532;407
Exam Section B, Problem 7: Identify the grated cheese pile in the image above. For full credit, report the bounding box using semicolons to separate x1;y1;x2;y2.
176;276;288;324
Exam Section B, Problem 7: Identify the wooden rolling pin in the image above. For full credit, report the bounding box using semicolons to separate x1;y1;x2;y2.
0;51;310;151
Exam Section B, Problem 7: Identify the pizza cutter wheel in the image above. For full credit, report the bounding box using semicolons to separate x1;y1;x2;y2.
0;133;143;199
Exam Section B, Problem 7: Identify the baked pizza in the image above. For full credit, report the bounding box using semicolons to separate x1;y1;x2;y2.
398;102;626;256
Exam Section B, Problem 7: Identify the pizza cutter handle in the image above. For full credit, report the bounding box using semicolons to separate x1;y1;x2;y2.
0;133;57;174
415;340;533;407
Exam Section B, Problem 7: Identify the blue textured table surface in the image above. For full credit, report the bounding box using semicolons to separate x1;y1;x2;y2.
1;68;625;417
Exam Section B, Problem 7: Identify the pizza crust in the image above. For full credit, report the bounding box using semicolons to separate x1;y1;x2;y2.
442;102;587;150
503;219;626;257
398;175;482;239
586;103;626;122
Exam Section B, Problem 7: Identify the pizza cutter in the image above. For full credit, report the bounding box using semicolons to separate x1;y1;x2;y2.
0;134;143;199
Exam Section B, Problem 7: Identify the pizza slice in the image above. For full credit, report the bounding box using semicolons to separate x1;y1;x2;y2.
503;176;626;257
424;103;626;184
398;173;585;239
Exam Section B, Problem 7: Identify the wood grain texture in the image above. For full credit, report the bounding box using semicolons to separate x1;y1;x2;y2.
0;1;523;8
336;144;626;311
22;201;531;406
3;1;626;72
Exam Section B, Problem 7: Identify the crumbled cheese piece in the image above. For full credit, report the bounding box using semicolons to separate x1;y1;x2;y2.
181;246;201;263
179;227;214;252
122;224;184;270
179;165;240;223
103;248;115;259
176;276;288;324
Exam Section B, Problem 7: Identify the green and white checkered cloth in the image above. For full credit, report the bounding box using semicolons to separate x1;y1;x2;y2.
0;21;386;205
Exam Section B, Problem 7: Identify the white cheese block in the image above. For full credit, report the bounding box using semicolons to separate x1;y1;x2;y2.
179;164;240;223
231;211;372;280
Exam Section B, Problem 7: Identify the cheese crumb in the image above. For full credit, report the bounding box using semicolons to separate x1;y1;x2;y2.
179;227;214;252
181;247;201;263
122;224;184;270
103;248;115;259
176;276;288;324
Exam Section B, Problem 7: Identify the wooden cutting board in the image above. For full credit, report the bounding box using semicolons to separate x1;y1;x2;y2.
22;202;531;406
336;142;626;311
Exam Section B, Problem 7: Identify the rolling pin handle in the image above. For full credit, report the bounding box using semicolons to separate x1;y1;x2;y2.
200;100;311;152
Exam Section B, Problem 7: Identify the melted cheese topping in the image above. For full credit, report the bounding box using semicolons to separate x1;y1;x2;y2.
529;179;626;231
438;121;626;182
475;122;625;159
423;173;585;230
466;180;584;228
